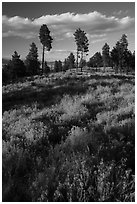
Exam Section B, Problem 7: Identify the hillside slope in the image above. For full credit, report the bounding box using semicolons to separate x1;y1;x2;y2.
2;71;135;202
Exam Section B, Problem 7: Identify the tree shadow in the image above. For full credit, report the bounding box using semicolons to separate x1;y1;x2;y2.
88;73;135;85
2;81;89;112
2;73;134;112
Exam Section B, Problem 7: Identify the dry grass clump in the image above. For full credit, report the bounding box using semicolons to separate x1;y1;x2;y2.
2;71;135;201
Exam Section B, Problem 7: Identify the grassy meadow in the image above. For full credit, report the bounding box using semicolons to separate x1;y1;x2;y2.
2;70;135;201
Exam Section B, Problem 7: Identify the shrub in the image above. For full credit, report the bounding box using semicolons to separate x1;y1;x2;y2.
2;71;135;201
59;95;88;122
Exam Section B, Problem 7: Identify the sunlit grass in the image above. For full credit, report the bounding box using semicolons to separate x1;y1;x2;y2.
2;71;135;201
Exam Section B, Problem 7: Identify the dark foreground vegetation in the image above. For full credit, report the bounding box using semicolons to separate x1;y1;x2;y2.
2;69;135;202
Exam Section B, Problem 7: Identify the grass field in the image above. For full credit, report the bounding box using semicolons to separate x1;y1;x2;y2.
2;70;135;201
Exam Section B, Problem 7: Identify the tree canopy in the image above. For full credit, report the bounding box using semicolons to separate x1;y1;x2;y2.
25;42;40;76
39;24;53;73
8;51;26;80
74;28;89;71
102;43;110;71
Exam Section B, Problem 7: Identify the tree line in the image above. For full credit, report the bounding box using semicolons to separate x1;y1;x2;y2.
88;34;135;74
3;24;135;84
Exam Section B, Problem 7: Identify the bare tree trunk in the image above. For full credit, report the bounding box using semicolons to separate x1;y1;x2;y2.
103;63;106;72
126;66;129;75
42;45;45;74
76;49;78;72
81;51;83;72
103;57;106;72
115;65;118;74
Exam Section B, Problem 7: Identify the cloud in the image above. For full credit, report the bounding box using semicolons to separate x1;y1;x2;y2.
87;33;107;39
2;15;38;39
113;10;128;16
49;49;76;54
65;32;74;38
113;10;122;15
2;30;37;39
2;11;134;40
91;38;107;44
45;49;77;61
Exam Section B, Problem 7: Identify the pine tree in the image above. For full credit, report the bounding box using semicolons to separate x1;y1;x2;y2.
102;43;110;72
58;60;62;72
87;52;103;71
44;61;50;74
54;60;59;72
111;45;119;73
74;28;89;71
111;34;129;74
131;51;135;71
25;42;40;76
54;60;62;72
123;49;132;74
79;59;86;70
63;58;69;71
2;64;11;84
119;34;128;73
67;53;75;70
120;34;128;50
39;24;53;73
8;51;26;80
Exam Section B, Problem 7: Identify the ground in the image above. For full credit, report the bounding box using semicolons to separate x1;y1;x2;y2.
2;69;135;202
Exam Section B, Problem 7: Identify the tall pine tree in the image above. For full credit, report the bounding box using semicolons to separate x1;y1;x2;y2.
102;43;110;72
39;24;53;73
111;34;129;73
67;52;75;70
25;42;40;76
74;28;89;71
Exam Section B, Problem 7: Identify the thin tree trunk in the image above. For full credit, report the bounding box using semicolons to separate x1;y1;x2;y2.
42;45;45;74
76;49;78;72
103;57;106;72
81;51;83;72
115;65;118;74
103;63;106;72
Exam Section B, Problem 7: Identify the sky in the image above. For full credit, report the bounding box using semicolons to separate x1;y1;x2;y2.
2;2;135;62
